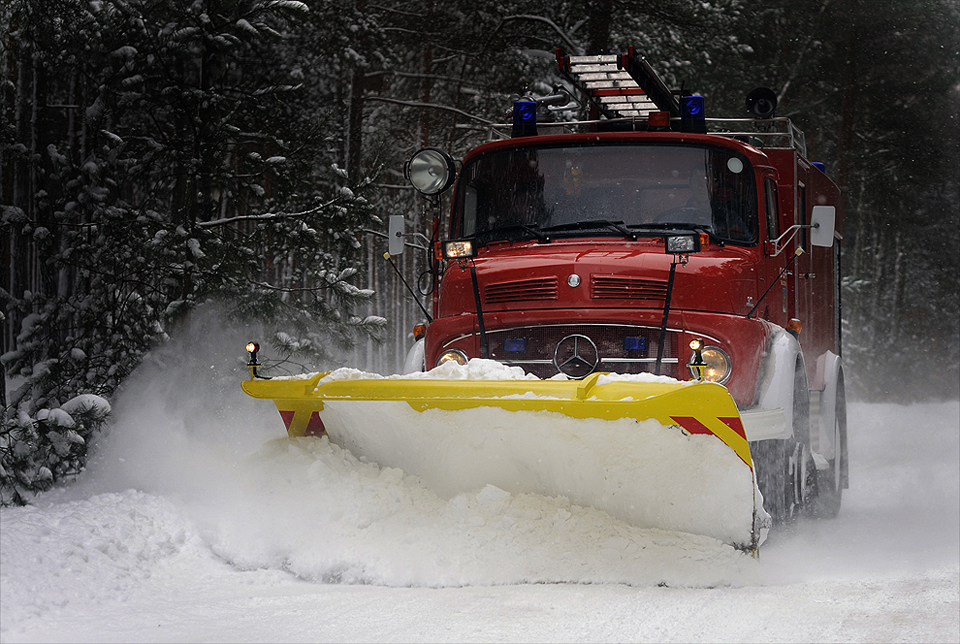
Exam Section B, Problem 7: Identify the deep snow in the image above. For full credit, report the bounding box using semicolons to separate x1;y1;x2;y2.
1;351;957;642
297;361;763;548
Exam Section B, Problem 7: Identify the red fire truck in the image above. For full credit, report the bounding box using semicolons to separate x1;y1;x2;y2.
395;48;848;524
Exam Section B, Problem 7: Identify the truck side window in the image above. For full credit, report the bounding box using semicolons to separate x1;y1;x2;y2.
764;178;779;240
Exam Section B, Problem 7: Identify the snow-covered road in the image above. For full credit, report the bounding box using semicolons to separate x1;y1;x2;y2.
2;376;957;642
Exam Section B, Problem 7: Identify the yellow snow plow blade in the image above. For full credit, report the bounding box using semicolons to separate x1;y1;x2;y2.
242;371;767;550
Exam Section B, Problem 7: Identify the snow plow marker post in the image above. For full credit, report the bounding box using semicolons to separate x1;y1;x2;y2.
242;371;764;552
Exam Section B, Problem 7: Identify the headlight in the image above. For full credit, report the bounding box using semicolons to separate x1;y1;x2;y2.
666;235;699;254
666;233;708;254
436;348;469;367
405;148;456;196
443;240;475;259
688;345;731;384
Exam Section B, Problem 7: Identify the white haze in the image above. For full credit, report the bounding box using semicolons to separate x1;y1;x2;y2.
1;319;958;642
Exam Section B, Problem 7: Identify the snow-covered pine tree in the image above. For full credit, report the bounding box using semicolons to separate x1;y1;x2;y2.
1;0;385;504
0;394;110;505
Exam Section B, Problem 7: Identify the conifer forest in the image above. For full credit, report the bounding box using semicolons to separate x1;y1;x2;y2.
2;0;959;502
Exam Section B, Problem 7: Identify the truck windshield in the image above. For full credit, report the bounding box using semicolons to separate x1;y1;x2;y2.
453;143;758;245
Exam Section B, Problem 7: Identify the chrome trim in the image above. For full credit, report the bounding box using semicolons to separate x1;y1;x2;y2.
502;358;679;367
441;323;689;349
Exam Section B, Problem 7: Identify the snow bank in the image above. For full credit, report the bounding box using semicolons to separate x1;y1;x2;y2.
317;400;762;547
198;436;755;588
0;492;203;629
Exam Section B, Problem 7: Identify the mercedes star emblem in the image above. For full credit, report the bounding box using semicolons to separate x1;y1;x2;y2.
553;333;600;378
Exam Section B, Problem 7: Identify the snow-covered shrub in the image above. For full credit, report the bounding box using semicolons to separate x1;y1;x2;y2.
0;395;111;506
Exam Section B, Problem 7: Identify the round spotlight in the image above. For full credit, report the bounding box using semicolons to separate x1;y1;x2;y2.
406;148;456;196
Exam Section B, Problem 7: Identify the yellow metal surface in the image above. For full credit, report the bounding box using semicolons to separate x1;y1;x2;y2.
242;372;751;469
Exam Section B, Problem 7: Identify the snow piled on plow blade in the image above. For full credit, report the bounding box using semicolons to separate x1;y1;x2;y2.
325;402;762;548
242;360;770;550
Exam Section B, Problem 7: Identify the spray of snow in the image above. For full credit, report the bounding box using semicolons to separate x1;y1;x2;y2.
1;309;957;641
10;309;956;594
754;401;960;584
30;311;763;590
203;436;755;588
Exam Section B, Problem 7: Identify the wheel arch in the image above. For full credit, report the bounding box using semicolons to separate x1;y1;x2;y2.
403;337;426;373
753;321;807;442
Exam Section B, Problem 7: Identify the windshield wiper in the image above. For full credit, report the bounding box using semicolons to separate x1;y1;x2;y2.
540;219;637;240
627;222;723;245
477;223;550;244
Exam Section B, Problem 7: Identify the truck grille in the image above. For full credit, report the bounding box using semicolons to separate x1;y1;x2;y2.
483;277;558;304
482;324;679;379
591;275;668;302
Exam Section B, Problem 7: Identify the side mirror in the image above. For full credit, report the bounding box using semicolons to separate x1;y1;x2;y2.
388;215;405;255
810;206;836;248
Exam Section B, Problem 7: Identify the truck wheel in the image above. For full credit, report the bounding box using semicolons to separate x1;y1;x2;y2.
788;363;816;520
754;438;790;523
754;361;814;525
812;373;845;518
790;440;818;520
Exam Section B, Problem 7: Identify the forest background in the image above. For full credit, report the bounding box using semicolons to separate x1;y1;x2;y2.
2;0;959;502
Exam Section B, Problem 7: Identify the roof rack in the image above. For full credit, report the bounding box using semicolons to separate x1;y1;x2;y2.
456;47;809;156
467;116;807;155
703;117;807;156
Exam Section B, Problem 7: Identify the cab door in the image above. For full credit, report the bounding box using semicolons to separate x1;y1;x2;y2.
759;174;788;328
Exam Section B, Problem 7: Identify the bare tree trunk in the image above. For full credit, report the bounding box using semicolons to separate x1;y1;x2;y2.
585;0;614;54
418;44;433;150
346;65;365;184
835;0;860;197
890;231;903;344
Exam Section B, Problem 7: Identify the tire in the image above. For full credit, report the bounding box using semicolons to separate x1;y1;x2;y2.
754;360;815;525
791;440;819;519
754;438;790;523
812;372;845;518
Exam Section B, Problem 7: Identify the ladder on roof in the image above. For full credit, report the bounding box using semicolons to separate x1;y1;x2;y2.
556;46;680;120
